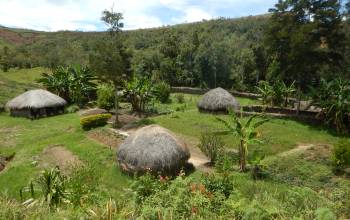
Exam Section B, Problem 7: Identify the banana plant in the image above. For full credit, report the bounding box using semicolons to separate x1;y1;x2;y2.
216;109;268;172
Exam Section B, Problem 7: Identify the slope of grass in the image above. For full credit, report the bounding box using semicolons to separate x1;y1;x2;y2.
152;107;340;156
0;112;131;198
0;67;45;105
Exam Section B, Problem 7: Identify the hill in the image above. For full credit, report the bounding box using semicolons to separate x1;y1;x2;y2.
0;15;269;88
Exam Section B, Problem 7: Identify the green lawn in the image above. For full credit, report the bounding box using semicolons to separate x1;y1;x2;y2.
152;103;340;156
0;67;46;105
0;68;349;218
0;112;131;198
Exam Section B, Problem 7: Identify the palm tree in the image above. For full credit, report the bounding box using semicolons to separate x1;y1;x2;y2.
217;109;268;172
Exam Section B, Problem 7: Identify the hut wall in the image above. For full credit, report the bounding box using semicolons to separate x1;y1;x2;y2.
10;106;65;119
10;109;32;118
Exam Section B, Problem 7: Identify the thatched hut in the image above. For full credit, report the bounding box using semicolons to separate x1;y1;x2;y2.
117;125;190;175
6;89;67;119
197;87;240;113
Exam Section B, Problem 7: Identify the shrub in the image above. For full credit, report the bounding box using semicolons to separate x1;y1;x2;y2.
66;163;101;206
175;93;185;103
131;172;165;205
20;167;68;207
201;173;234;198
80;113;112;130
65;104;80;113
331;140;350;173
198;132;224;164
124;77;153;112
311;78;350;134
217;110;268;172
154;81;171;103
96;83;115;110
315;208;336;220
215;151;238;173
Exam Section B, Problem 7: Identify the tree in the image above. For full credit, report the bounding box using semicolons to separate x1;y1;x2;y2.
265;0;346;91
38;65;96;105
311;78;350;134
89;7;132;128
0;46;10;72
217;110;268;172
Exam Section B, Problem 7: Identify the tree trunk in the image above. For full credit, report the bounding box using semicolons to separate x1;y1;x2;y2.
296;86;302;116
113;86;119;128
239;140;246;172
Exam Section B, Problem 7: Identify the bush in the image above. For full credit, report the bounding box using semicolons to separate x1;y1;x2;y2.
154;81;171;103
65;104;80;113
198;132;224;164
175;93;185;103
332;140;350;173
80;113;112;130
96;83;115;110
201;173;234;198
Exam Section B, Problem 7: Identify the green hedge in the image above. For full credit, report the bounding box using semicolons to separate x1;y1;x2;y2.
80;113;112;130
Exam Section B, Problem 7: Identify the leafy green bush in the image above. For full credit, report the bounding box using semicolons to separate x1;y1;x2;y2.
154;81;171;103
315;208;336;220
80;113;112;130
20;167;68;207
131;173;165;205
198;132;224;164
201;173;233;198
38;65;96;106
256;80;295;107
175;93;185;103
311;78;350;134
65;104;80;113
66;163;100;206
96;83;115;110
215;151;238;173
332;140;350;173
124;77;153;112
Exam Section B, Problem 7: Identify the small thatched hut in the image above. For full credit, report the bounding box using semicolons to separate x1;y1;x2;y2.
117;125;190;175
6;89;67;119
197;87;240;113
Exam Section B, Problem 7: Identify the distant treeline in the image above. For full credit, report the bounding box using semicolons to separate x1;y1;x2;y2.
1;0;350;92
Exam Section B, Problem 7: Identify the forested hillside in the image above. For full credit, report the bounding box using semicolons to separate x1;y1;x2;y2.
0;2;349;92
0;15;269;90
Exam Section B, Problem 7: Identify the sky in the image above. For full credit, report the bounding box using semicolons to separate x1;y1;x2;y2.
0;0;277;32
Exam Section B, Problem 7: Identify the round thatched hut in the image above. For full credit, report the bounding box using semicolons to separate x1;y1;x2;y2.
117;125;190;175
6;89;67;119
197;87;240;112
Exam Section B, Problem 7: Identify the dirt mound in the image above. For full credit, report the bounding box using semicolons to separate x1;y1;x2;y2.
39;145;82;174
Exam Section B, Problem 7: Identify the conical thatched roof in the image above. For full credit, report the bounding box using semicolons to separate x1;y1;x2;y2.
197;87;240;112
117;125;190;175
6;89;67;110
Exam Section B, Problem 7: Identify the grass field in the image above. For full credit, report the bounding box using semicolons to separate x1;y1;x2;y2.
0;68;46;105
0;68;349;218
0;113;131;199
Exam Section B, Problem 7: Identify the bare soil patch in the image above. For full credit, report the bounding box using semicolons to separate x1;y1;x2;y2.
0;153;15;172
87;129;125;149
279;143;332;161
109;113;141;129
39;145;82;175
0;126;23;147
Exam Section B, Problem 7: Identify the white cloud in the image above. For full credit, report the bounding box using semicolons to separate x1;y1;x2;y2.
0;0;275;31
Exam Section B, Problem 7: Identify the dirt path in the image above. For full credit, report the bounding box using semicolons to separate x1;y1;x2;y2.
278;144;315;157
